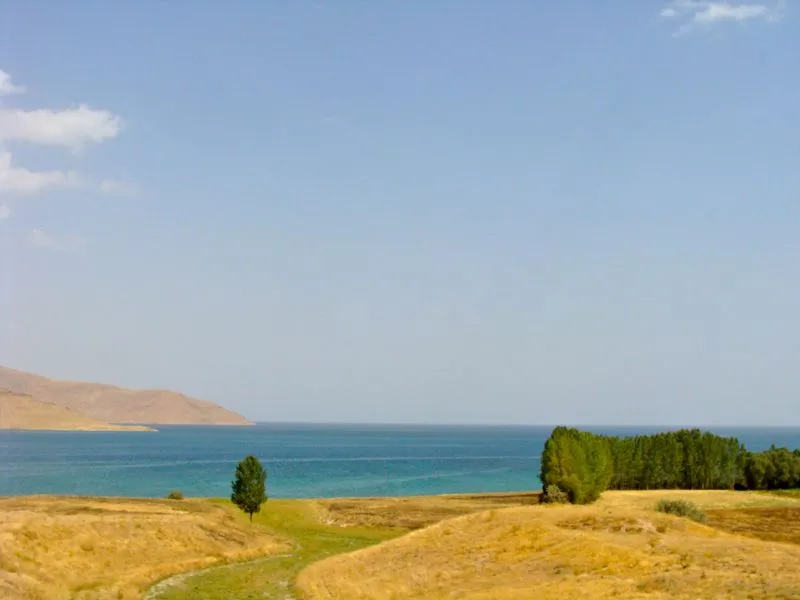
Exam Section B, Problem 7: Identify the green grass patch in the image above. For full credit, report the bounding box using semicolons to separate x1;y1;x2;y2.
655;498;707;523
151;499;403;600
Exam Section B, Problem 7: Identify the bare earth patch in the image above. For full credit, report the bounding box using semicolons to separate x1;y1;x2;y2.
315;492;540;530
0;496;287;600
706;506;800;545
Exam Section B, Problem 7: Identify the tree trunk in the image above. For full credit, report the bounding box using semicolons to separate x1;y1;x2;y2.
249;512;253;524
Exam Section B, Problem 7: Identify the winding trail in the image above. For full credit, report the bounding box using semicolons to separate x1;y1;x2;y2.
142;494;536;599
143;554;292;600
142;499;399;600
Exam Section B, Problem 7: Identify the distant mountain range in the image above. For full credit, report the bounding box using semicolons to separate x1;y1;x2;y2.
0;365;253;430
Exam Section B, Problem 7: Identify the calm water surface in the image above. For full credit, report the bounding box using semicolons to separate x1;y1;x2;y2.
1;424;799;498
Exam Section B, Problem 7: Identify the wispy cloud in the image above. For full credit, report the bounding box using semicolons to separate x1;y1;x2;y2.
0;151;81;196
28;228;87;252
0;71;25;96
660;1;783;34
99;178;139;196
0;69;132;241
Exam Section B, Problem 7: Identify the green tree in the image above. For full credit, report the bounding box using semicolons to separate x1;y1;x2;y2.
542;426;757;502
231;455;268;523
744;452;769;490
539;427;612;504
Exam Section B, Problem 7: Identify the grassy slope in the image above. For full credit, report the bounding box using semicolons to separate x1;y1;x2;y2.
296;490;800;600
5;491;800;599
151;499;396;600
153;493;538;600
0;496;286;600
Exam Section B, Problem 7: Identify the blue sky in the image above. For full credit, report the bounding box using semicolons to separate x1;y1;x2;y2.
1;1;798;425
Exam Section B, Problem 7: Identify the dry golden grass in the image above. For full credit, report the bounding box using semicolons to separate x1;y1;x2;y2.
315;492;541;530
706;506;800;545
297;490;800;600
0;496;287;600
598;489;800;511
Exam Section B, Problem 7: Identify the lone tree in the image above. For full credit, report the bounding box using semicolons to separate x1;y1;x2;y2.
231;455;268;523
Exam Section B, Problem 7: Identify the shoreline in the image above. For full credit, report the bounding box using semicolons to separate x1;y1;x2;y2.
0;425;157;432
0;489;543;502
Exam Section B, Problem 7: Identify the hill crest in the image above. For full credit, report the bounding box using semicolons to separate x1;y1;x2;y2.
0;365;253;426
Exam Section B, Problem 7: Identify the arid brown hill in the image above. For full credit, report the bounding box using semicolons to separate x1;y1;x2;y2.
0;390;154;431
0;366;253;425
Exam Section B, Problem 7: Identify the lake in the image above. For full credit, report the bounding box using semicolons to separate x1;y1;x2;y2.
2;424;799;498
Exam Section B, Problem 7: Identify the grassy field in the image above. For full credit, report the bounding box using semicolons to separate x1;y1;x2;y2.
4;490;800;599
152;493;538;600
315;492;541;530
0;496;286;600
297;490;800;600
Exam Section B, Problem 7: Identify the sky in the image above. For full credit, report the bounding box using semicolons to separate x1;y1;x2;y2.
0;1;798;426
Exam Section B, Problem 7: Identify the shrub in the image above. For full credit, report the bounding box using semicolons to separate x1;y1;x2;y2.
166;490;184;500
542;484;569;504
655;499;706;523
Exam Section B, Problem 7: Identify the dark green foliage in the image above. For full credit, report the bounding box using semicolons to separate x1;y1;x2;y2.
607;429;746;491
166;490;184;500
540;427;755;504
655;498;707;523
231;455;268;523
539;427;612;504
540;427;800;504
744;446;800;490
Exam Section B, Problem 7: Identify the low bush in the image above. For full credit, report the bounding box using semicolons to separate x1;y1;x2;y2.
166;490;184;500
655;499;706;523
542;484;569;504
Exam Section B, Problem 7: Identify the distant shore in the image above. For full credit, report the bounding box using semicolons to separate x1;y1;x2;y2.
0;423;157;432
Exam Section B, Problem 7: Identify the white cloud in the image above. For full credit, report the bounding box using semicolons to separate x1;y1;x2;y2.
0;69;133;233
0;104;122;151
0;151;81;196
0;71;26;96
99;178;139;196
28;228;87;252
695;2;769;21
660;1;782;33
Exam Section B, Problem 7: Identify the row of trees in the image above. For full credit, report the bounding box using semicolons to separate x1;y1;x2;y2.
540;427;800;504
607;429;745;491
744;446;800;491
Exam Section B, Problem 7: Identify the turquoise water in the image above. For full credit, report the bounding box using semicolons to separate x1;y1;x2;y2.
1;424;799;498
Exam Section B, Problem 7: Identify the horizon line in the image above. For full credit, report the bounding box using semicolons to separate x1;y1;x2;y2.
245;421;800;429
